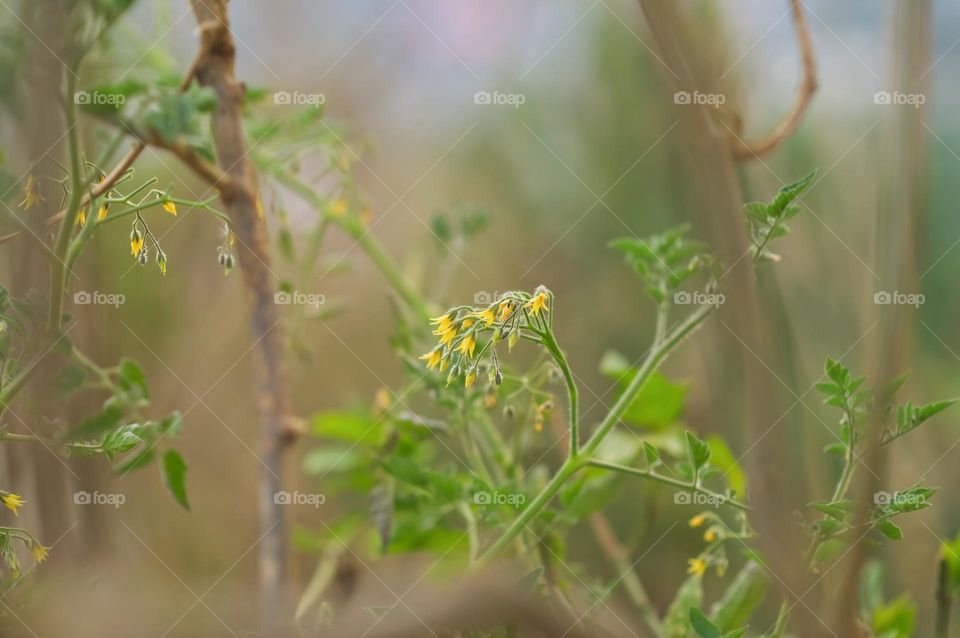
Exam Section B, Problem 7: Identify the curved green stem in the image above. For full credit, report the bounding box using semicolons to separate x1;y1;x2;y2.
540;328;579;458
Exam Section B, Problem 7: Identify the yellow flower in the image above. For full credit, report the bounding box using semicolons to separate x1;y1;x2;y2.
19;175;43;210
419;349;442;370
373;387;391;412
76;209;86;227
162;200;177;216
431;313;453;328
439;357;451;373
256;197;265;219
157;250;168;276
704;530;717;543
465;372;477;388
457;334;476;358
130;235;144;257
461;319;474;330
31;544;48;564
437;326;457;346
475;307;496;327
328;197;349;217
1;492;24;516
687;558;707;577
97;204;109;221
525;291;549;316
498;301;514;321
689;514;705;528
534;422;543;432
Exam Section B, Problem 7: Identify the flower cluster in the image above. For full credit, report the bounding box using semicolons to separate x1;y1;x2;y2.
0;491;49;576
419;287;551;388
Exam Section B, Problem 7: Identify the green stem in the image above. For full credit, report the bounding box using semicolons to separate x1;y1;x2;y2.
476;457;582;565
540;328;579;458
582;303;713;458
771;600;790;637
48;71;85;333
936;558;952;638
587;460;750;511
267;168;431;321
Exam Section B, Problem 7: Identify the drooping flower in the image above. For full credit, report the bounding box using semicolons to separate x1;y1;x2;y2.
688;514;705;528
76;209;86;227
704;529;717;543
156;250;168;276
19;175;43;210
497;301;514;321
97;204;109;221
457;334;476;358
328;197;349;217
1;492;24;516
31;543;48;564
419;349;442;370
465;372;477;388
475;307;496;327
525;291;549;316
130;229;144;257
687;557;707;577
162;200;177;216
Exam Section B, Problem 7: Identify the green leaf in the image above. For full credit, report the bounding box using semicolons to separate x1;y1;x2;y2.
875;519;903;541
707;436;746;498
664;573;703;638
302;447;364;475
710;561;767;632
644;442;662;468
161;450;190;510
689;608;721;638
312;411;381;445
100;424;143;459
67;401;124;440
872;596;915;638
118;357;149;401
685;431;711;472
113;448;155;474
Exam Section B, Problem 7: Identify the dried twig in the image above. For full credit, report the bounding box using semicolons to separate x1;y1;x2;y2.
184;0;297;630
729;0;817;161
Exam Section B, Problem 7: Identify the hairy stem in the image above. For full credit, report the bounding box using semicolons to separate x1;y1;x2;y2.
540;328;579;458
587;460;749;511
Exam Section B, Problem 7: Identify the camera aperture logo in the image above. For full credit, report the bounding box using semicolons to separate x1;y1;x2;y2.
273;91;325;108
274;291;326;308
673;91;726;108
873;91;925;108
274;490;325;507
673;491;727;508
873;490;927;508
473;90;525;109
473;490;526;509
674;291;725;307
74;490;126;508
873;290;924;308
74;290;125;307
74;90;126;108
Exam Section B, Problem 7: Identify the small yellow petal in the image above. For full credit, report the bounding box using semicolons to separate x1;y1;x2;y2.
256;198;265;219
97;205;108;221
465;372;476;388
689;514;705;528
76;210;86;226
31;544;48;564
687;558;707;577
328;197;349;218
162;201;177;216
704;530;717;543
1;492;25;516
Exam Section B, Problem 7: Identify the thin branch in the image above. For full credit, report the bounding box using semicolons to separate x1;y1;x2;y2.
730;0;817;161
